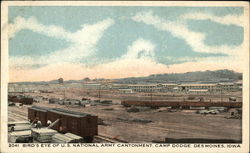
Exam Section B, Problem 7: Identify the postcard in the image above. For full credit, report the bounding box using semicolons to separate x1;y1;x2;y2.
1;1;249;153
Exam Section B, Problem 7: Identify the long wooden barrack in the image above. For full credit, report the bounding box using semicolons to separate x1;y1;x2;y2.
121;100;242;108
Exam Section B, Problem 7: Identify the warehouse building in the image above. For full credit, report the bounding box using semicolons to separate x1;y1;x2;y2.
179;84;218;92
127;84;162;92
160;83;179;92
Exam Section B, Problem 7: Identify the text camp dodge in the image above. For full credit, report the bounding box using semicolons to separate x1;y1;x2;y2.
68;144;240;148
13;143;241;148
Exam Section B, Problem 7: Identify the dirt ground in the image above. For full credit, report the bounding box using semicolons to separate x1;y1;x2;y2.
8;87;242;142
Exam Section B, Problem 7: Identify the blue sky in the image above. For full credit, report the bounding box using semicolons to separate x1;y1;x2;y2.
8;6;245;82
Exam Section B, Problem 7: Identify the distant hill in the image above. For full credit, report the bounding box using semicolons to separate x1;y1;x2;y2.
10;69;242;84
116;69;242;84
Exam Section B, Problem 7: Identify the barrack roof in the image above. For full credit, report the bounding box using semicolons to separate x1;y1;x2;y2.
179;84;217;86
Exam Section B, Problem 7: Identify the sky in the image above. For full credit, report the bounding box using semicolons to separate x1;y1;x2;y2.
8;6;245;82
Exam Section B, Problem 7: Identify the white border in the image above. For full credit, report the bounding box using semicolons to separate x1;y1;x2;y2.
1;1;249;153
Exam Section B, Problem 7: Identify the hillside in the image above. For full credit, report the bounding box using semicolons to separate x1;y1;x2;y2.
10;69;242;84
116;69;242;84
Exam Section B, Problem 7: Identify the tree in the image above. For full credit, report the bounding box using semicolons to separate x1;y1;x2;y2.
83;77;91;82
58;78;64;84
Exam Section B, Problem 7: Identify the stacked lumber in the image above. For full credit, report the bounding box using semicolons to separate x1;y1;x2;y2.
31;128;57;142
64;133;84;142
52;133;73;143
52;133;83;143
9;130;32;143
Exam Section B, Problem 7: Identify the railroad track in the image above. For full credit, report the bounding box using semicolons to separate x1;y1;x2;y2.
8;110;28;121
8;115;20;122
9;107;28;116
95;135;128;143
9;109;27;116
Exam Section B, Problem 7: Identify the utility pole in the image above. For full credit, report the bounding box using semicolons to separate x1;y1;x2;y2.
64;86;66;101
58;78;64;108
220;84;223;103
150;87;153;103
98;85;101;101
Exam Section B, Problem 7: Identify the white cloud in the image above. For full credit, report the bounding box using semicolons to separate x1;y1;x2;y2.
181;12;244;27
9;16;114;68
9;16;71;41
9;16;114;45
164;56;210;63
122;38;155;60
9;56;39;69
132;11;243;54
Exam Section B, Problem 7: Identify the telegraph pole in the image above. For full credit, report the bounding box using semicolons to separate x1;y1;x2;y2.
58;78;64;108
220;84;223;102
150;88;153;103
98;85;101;100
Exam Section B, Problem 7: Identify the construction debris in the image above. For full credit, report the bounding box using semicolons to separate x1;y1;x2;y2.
136;106;152;112
100;100;112;104
169;109;178;112
131;118;152;123
225;108;242;119
126;107;139;112
208;107;227;112
117;117;152;123
126;106;153;113
197;110;219;115
157;107;171;112
102;108;114;111
190;106;206;110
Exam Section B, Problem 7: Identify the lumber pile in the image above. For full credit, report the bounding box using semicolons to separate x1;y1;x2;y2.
52;133;73;143
52;133;84;143
31;128;57;142
65;133;84;142
9;130;32;143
